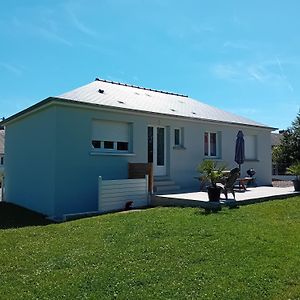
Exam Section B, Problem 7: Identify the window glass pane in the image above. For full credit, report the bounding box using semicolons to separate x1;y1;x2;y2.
174;129;180;145
204;132;209;156
92;140;101;149
117;142;128;151
148;127;153;163
157;127;165;166
104;141;114;149
210;133;217;156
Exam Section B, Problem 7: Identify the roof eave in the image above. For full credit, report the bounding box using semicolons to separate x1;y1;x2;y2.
0;96;277;131
0;97;54;126
53;97;277;130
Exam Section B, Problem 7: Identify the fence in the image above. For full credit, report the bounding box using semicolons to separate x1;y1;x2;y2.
98;176;149;213
128;163;153;193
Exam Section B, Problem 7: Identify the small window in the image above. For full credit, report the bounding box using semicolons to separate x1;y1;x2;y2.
104;141;114;149
92;140;101;149
204;132;218;157
0;157;3;165
174;128;184;148
117;142;128;151
174;128;181;146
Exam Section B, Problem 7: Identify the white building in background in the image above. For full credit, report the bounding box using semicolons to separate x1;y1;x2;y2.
0;128;4;201
0;128;4;175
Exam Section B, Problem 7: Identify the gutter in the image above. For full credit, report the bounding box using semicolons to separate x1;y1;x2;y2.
0;97;54;126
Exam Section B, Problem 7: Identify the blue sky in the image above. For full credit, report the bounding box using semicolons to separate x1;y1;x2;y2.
1;0;299;130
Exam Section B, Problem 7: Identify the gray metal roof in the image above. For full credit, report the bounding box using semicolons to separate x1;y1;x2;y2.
271;133;283;146
0;130;4;154
57;78;269;128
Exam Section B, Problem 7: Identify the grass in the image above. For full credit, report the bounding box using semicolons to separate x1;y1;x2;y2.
0;197;299;299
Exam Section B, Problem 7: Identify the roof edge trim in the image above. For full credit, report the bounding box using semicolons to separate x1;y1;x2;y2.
0;97;54;126
0;96;277;130
54;97;277;130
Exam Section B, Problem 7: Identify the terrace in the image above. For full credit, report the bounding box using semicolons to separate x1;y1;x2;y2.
152;186;299;211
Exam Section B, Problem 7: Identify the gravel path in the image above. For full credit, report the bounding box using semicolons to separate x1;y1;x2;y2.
272;180;293;188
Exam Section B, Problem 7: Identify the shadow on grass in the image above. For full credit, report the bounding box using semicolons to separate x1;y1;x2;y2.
196;203;240;215
0;202;54;229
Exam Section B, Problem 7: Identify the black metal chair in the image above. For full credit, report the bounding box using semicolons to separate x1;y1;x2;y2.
217;168;240;200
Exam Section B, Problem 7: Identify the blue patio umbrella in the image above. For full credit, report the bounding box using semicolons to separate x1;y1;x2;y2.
235;130;245;172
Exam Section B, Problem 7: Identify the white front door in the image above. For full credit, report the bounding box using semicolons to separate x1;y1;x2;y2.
148;126;166;176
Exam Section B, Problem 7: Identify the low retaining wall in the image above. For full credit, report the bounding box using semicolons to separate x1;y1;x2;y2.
272;175;295;181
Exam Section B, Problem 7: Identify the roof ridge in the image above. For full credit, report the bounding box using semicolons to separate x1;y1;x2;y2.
95;78;188;98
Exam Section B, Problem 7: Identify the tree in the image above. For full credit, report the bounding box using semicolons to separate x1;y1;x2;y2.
290;110;300;161
273;110;300;171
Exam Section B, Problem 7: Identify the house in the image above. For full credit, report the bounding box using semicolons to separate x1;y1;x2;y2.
1;78;274;218
0;127;4;178
271;132;283;148
271;131;285;175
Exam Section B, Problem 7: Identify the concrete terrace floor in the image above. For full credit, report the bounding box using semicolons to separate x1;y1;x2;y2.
153;186;299;208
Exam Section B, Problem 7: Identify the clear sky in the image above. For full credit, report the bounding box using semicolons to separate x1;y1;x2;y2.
1;0;299;130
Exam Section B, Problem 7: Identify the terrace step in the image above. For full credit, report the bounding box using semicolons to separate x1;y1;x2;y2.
153;176;180;194
154;180;176;186
155;185;181;193
154;176;171;181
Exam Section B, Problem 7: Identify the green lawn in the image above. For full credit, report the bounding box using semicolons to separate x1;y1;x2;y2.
0;197;299;300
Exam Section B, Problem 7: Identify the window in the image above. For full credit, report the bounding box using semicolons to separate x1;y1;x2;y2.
92;120;130;152
0;157;3;165
92;140;101;149
174;128;180;146
104;141;114;149
244;135;257;160
117;142;128;151
174;127;184;148
204;132;219;157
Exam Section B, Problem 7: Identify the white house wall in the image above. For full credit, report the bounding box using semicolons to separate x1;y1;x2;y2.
4;102;272;218
52;103;271;217
53;105;139;216
4;106;56;216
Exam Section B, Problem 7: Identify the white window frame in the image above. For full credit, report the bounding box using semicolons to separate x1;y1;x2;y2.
204;131;219;158
92;140;130;153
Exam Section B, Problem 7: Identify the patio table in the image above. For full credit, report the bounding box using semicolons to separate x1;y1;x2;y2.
236;177;253;191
